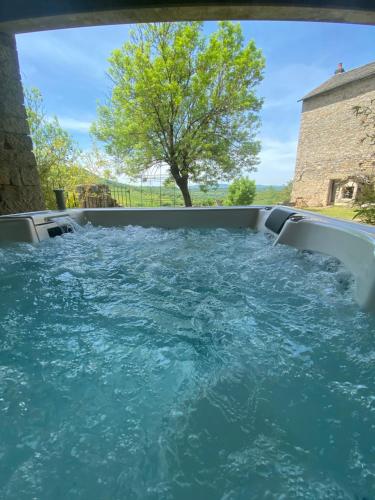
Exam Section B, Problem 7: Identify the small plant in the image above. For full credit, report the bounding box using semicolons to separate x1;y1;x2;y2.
199;198;216;206
279;180;293;205
353;177;375;225
226;178;256;205
352;100;374;224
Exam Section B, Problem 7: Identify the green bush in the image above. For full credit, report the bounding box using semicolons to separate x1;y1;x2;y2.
226;178;256;206
199;198;216;206
354;178;375;225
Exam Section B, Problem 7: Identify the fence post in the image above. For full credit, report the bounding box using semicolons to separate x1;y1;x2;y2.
53;189;66;211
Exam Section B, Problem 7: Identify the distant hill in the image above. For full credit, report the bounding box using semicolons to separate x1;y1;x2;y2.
191;183;284;191
105;179;283;192
256;184;283;191
91;178;289;207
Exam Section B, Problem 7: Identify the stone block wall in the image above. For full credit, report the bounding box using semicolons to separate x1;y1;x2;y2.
76;184;119;208
0;32;44;214
291;76;375;207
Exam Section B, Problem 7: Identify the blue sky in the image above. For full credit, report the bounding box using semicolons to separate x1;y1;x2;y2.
16;21;375;185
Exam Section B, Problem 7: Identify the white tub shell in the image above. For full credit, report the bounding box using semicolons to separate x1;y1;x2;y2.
0;206;374;313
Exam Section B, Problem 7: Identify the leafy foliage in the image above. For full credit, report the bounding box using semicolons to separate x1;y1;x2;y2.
25;88;117;208
253;182;291;206
278;180;293;205
226;177;256;205
80;142;117;182
352;100;375;224
92;22;265;206
353;178;375;225
25;88;92;206
353;99;375;147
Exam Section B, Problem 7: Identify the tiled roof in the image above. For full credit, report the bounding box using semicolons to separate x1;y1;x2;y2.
301;61;375;101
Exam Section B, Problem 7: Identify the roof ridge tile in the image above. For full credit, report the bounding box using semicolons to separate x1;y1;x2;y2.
301;60;375;101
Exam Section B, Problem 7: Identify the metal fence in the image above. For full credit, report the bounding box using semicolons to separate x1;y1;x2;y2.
45;166;184;209
48;182;226;209
65;183;185;209
46;167;226;210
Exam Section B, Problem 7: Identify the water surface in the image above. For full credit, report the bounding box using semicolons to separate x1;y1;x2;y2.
0;226;374;499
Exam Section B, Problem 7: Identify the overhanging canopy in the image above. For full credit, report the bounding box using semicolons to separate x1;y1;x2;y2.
0;0;374;33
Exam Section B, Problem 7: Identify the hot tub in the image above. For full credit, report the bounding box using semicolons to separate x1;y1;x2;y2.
1;206;374;313
0;207;374;499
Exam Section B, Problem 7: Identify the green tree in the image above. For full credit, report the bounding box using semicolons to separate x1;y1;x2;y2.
25;88;108;208
92;22;265;206
226;177;256;205
80;142;117;181
353;177;375;225
279;180;293;205
353;98;375;147
25;88;94;207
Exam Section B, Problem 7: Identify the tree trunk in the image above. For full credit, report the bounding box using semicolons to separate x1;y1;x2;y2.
175;175;192;207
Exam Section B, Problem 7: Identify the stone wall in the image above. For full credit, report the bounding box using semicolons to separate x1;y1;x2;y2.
291;75;375;207
0;32;44;214
76;184;119;208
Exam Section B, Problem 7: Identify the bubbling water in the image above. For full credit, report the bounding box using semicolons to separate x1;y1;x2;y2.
0;226;374;500
47;215;83;233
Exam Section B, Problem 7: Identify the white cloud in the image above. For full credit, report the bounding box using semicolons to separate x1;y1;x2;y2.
262;97;295;110
253;137;298;185
57;117;92;132
257;63;328;185
16;30;106;80
46;115;92;133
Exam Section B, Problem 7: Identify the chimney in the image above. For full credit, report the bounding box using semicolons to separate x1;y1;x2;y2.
334;62;345;74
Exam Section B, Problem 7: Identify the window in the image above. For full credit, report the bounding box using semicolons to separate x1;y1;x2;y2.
342;185;354;199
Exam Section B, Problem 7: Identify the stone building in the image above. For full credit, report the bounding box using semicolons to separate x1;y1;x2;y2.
291;61;375;207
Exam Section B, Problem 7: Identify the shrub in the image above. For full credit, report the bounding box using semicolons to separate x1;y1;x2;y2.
200;198;216;206
353;177;375;225
226;178;256;206
279;180;293;205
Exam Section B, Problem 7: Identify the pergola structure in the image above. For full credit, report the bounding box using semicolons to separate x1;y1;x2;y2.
0;0;374;214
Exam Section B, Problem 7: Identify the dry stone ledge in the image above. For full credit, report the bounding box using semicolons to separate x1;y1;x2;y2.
76;184;119;208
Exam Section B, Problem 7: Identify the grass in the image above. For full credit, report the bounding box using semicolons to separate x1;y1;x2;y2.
105;182;288;208
307;206;356;221
64;181;289;209
106;184;228;207
65;180;361;224
62;180;375;226
253;187;287;205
